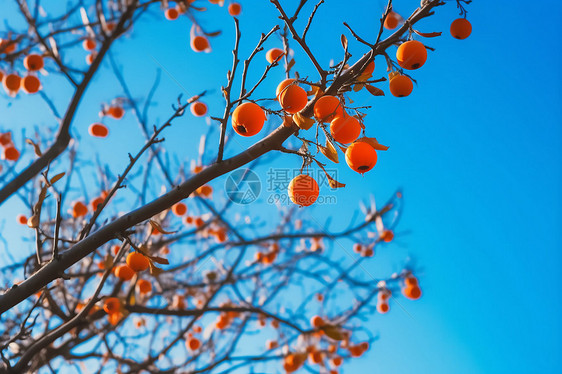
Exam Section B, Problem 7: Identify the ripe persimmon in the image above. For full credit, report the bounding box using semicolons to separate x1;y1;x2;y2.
276;79;308;114
0;132;11;146
309;351;323;364
314;95;343;123
136;279;152;294
377;302;389;314
396;40;427;70
83;38;97;51
389;74;413;97
310;315;324;328
405;276;418;287
3;73;21;95
361;60;375;77
266;48;284;64
384;11;400;30
402;285;422;300
0;39;16;54
90;196;104;212
450;18;472;39
23;54;44;71
2;146;20;161
21;75;41;94
103;297;121;314
288;174;319;207
107;106;124;119
86;53;95;65
114;264;135;281
88;123;109;138
191;35;210;52
345;141;377;173
231;102;266;136
191;101;207;117
330;114;361;144
331;356;343;367
126;251;150;272
380;230;394;242
165;7;179;20
186;337;201;351
228;2;241;16
349;345;364;357
172;202;187;216
17;214;27;225
72;201;88;217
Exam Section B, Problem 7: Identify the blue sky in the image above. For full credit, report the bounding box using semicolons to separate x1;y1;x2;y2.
1;0;561;373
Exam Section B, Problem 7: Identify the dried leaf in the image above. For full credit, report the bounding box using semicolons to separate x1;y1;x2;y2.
356;137;389;151
206;31;222;37
353;83;364;92
148;255;169;265
326;174;346;189
282;115;294;128
26;139;42;157
27;215;39;228
287;58;296;70
149;261;164;276
413;30;442;38
50;172;65;185
322;325;347;341
149;220;177;235
292;112;315;131
341;34;348;50
319;140;339;163
366;85;385;96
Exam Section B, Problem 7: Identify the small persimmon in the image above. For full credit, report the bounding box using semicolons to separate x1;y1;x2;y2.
191;35;210;52
380;230;394;242
0;39;16;54
377;302;389;314
103;297;121;314
288;174;319;207
3;73;21;95
310;315;324;328
231;102;266;136
165;7;179;20
107;106;124;119
396;40;427;70
450;18;472;39
314;95;343;123
136;279;152;294
90;196;105;212
83;38;97;51
265;48;284;64
276;79;308;114
330;114;361;144
186;337;201;351
17;214;28;225
349;345;364;357
114;264;135;281
86;53;95;65
345;141;377;173
191;101;207;117
331;356;343;367
405;276;418;287
126;251;150;272
2;146;20;161
389;74;413;97
21;75;41;94
228;2;241;16
402;285;422;300
72;201;88;217
172;202;188;216
309;351;323;364
23;54;44;71
384;11;400;30
88;123;109;138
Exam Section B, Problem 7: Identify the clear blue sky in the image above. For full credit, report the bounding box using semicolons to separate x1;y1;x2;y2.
1;1;561;373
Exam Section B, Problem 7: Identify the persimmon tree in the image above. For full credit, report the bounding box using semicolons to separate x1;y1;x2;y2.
0;0;472;373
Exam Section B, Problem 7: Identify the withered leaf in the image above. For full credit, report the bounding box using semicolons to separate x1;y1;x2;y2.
366;85;385;96
26;139;42;157
149;220;177;235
